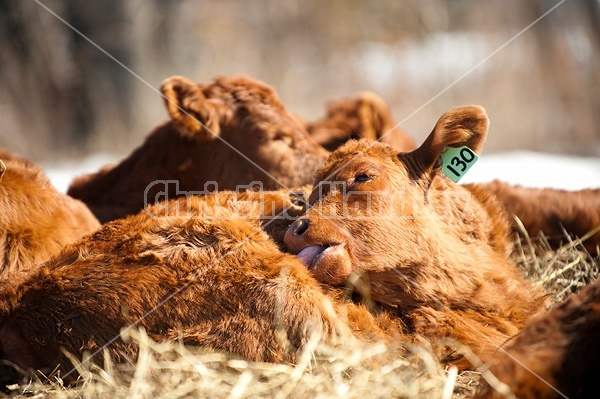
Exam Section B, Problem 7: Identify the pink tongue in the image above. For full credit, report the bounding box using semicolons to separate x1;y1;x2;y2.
297;245;327;266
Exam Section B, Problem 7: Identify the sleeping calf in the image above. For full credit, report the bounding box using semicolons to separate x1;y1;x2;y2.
304;93;600;255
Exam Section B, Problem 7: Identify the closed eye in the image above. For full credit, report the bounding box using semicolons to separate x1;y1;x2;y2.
273;133;293;147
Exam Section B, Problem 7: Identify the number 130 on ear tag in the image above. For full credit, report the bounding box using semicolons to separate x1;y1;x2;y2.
440;146;479;183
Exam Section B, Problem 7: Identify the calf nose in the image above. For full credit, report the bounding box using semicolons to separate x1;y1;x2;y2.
292;218;310;236
284;218;310;253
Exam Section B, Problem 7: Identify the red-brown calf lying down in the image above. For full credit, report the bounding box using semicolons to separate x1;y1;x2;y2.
0;191;403;385
477;279;600;399
305;91;415;152
470;180;600;255
67;81;417;226
285;106;545;369
67;75;328;223
0;199;344;385
0;156;99;282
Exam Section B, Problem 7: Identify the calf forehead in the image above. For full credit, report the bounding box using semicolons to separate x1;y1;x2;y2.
243;104;297;128
203;76;283;109
320;147;402;183
324;140;398;168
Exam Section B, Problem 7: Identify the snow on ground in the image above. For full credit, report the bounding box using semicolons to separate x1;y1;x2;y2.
43;153;120;194
44;150;600;194
460;151;600;190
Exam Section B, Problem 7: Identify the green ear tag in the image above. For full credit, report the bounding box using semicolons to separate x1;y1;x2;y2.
440;146;479;183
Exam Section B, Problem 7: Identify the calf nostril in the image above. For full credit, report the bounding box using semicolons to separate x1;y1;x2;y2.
294;218;309;236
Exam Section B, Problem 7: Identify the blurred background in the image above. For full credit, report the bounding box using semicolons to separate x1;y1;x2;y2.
1;0;599;163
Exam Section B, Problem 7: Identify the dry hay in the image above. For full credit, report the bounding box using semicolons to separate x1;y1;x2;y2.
2;329;454;399
512;218;600;305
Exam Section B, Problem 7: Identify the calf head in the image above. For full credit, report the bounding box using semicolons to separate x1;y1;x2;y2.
68;75;328;222
161;75;329;188
285;106;490;288
284;105;535;311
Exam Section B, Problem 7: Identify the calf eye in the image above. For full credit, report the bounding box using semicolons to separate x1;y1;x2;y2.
274;133;293;147
354;174;371;183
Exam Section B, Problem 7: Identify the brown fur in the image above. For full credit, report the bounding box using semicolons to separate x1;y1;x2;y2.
0;200;353;384
67;75;328;223
305;91;416;152
477;279;600;399
285;106;545;369
144;186;312;249
0;157;99;282
470;180;600;255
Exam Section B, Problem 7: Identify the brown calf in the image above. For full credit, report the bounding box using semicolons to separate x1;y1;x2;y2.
0;198;352;385
0;156;99;282
67;75;328;223
305;91;416;152
285;106;545;369
469;180;600;255
477;278;600;399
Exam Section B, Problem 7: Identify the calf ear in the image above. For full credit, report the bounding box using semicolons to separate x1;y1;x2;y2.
406;105;488;177
161;76;221;139
357;91;393;141
0;159;5;181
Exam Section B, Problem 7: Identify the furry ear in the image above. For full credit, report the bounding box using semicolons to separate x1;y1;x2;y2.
356;91;392;141
0;159;6;181
160;76;221;139
406;105;489;177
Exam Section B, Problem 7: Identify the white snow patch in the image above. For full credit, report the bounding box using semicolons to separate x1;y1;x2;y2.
43;153;120;194
461;151;600;191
